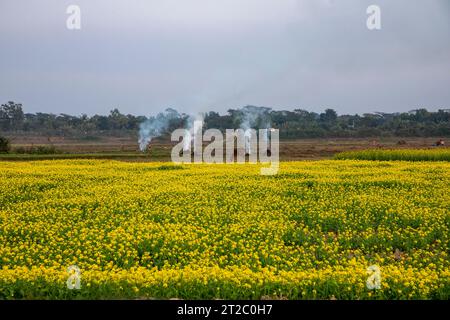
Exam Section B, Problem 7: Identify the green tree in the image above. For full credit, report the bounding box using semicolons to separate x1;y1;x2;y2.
320;108;338;123
0;101;24;131
0;136;10;153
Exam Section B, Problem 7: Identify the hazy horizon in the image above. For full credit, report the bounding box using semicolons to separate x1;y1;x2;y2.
3;102;450;118
1;0;449;117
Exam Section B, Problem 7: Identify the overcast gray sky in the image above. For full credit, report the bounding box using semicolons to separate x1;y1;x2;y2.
0;0;449;116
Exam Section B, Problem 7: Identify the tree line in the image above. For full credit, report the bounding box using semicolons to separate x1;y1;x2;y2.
1;101;449;139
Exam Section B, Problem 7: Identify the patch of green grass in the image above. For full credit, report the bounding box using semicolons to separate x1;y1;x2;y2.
334;148;450;162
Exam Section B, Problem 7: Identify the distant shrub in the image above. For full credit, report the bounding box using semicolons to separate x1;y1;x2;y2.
79;135;101;141
13;145;60;155
0;136;11;153
35;145;59;154
14;146;27;154
334;149;450;162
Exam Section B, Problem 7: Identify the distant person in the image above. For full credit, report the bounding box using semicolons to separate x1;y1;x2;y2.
434;139;445;147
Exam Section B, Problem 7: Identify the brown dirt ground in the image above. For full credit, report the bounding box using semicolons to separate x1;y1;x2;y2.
6;135;448;161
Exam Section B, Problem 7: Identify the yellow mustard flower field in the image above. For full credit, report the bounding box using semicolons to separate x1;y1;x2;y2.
0;160;449;299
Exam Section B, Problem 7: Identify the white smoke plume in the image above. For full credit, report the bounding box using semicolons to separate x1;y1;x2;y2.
182;113;204;152
183;129;192;152
138;108;180;152
239;106;271;154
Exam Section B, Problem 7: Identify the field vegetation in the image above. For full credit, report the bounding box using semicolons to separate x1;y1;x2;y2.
0;160;448;299
334;149;450;162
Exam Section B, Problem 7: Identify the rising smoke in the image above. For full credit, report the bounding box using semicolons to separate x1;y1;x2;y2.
138;108;181;151
239;106;272;154
182;113;204;152
138;106;270;153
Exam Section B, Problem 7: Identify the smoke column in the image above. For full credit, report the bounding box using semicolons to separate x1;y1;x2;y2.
183;113;204;153
239;106;271;154
182;130;192;152
138;109;180;152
